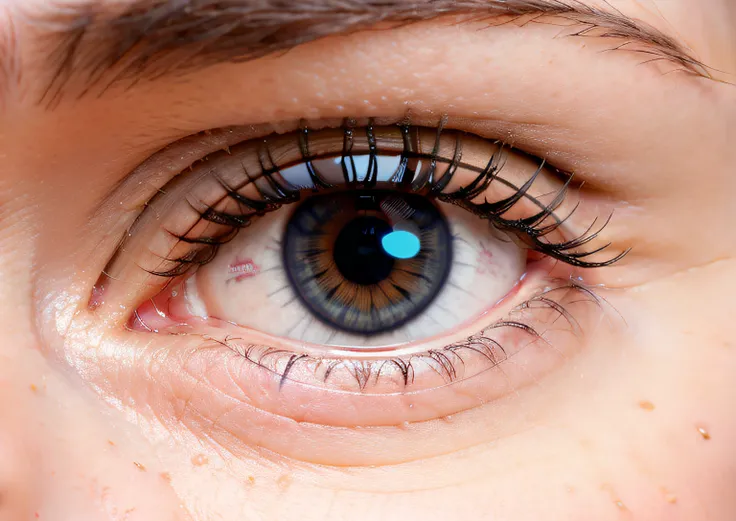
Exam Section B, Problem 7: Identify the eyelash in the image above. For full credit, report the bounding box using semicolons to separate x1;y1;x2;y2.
188;280;604;391
148;120;627;279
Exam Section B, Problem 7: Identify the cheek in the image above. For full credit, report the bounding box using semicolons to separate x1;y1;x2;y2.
0;337;187;521
0;405;37;521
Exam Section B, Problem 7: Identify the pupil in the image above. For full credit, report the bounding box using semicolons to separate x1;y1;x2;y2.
333;216;394;285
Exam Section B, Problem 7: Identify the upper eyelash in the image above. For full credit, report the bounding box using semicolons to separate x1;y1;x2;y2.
148;121;627;278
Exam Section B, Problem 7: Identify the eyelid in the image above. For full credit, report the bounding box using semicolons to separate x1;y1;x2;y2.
94;115;537;213
71;121;628;463
99;273;614;467
69;279;615;465
91;123;624;322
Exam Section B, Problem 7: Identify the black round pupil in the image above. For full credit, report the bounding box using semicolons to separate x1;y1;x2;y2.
333;216;394;285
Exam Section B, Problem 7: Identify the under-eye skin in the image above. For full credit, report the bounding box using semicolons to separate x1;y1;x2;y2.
87;120;626;434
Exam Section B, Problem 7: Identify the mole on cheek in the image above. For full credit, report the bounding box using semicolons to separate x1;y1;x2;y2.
638;400;655;411
191;454;209;466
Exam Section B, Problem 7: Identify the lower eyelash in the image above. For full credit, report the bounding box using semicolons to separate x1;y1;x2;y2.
198;279;606;392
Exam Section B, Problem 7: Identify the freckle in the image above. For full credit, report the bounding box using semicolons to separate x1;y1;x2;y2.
133;462;146;471
277;474;292;491
697;427;711;440
246;476;256;486
600;483;628;512
638;400;655;411
160;472;172;483
191;454;209;466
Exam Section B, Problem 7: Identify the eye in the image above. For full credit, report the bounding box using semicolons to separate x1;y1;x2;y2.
280;191;457;339
284;190;455;338
90;121;625;456
135;189;525;346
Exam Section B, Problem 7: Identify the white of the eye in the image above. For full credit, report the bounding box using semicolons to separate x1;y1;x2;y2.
281;155;402;188
279;163;312;189
351;155;402;182
185;274;209;318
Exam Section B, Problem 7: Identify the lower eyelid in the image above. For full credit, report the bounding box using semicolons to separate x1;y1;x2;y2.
94;274;609;466
130;265;597;421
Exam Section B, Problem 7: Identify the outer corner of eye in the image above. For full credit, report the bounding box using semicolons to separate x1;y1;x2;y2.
97;123;623;463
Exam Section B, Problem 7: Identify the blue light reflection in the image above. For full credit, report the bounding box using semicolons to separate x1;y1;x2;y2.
381;230;421;259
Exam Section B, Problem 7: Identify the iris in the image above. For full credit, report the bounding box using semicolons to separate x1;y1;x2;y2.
282;191;452;334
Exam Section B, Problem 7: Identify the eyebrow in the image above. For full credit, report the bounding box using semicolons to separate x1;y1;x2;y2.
11;0;711;107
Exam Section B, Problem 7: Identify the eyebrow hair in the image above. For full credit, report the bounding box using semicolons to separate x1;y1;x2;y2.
12;0;711;107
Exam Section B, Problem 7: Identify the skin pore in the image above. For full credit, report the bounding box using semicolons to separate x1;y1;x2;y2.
0;0;735;520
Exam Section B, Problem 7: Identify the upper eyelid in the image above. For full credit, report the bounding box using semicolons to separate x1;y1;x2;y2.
104;124;620;282
85;122;628;327
10;0;713;108
88;118;484;217
86;116;602;258
146;125;552;221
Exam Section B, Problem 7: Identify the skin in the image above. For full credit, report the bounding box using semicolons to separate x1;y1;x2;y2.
1;0;735;520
